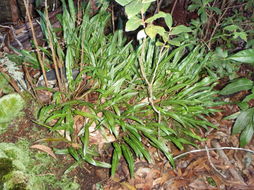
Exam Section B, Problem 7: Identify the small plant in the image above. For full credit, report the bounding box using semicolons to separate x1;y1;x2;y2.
220;78;254;147
219;48;254;147
10;0;221;178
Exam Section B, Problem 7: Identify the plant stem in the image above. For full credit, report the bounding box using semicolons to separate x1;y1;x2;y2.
23;0;49;88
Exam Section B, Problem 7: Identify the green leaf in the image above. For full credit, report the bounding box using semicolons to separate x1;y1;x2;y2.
170;25;192;35
115;0;133;6
83;154;111;168
121;144;135;177
224;25;239;31
129;134;152;163
240;125;254;147
228;49;254;64
68;147;80;161
232;108;254;134
208;7;222;14
233;32;247;42
129;135;153;164
81;122;91;156
144;132;174;166
125;0;143;18
111;142;122;176
73;110;99;120
145;11;167;23
124;136;143;157
219;78;253;95
142;0;156;3
145;25;166;39
126;16;142;32
103;110;118;137
165;13;173;29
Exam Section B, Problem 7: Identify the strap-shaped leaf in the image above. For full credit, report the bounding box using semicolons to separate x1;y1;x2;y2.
129;134;153;163
103;110;119;137
83;154;111;168
124;136;143;158
121;144;135;177
220;78;253;95
111;142;122;176
144;132;174;166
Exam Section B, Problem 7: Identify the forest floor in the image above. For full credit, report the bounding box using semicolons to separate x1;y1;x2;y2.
1;72;254;190
1;1;254;189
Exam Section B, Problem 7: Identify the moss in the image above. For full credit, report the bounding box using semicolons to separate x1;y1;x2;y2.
0;158;13;182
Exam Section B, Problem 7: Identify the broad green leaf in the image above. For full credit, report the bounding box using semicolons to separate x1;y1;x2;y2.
170;25;192;35
220;78;253;95
121;144;134;177
115;0;133;6
208;7;222;14
168;40;180;46
145;25;166;39
224;25;239;31
165;13;173;29
240;125;254;147
145;11;167;23
125;0;143;18
232;108;254;134
111;142;122;176
243;93;254;102
126;16;142;32
228;49;254;64
233;32;247;42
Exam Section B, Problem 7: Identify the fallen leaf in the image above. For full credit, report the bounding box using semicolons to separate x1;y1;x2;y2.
31;144;57;159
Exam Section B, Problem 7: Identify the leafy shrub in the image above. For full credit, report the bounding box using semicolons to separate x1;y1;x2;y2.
28;0;221;177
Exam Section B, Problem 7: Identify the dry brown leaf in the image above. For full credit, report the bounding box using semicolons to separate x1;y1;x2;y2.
30;144;57;159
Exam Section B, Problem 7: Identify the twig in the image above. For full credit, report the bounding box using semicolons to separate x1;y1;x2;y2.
173;146;254;160
171;0;178;15
0;24;23;49
138;38;161;123
207;0;234;49
205;145;227;178
211;140;246;184
44;0;64;92
155;0;164;14
23;0;49;88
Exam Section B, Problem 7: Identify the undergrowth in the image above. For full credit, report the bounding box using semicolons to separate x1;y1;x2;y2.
9;0;251;178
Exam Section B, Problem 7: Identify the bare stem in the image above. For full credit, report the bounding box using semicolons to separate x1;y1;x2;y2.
23;0;49;88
